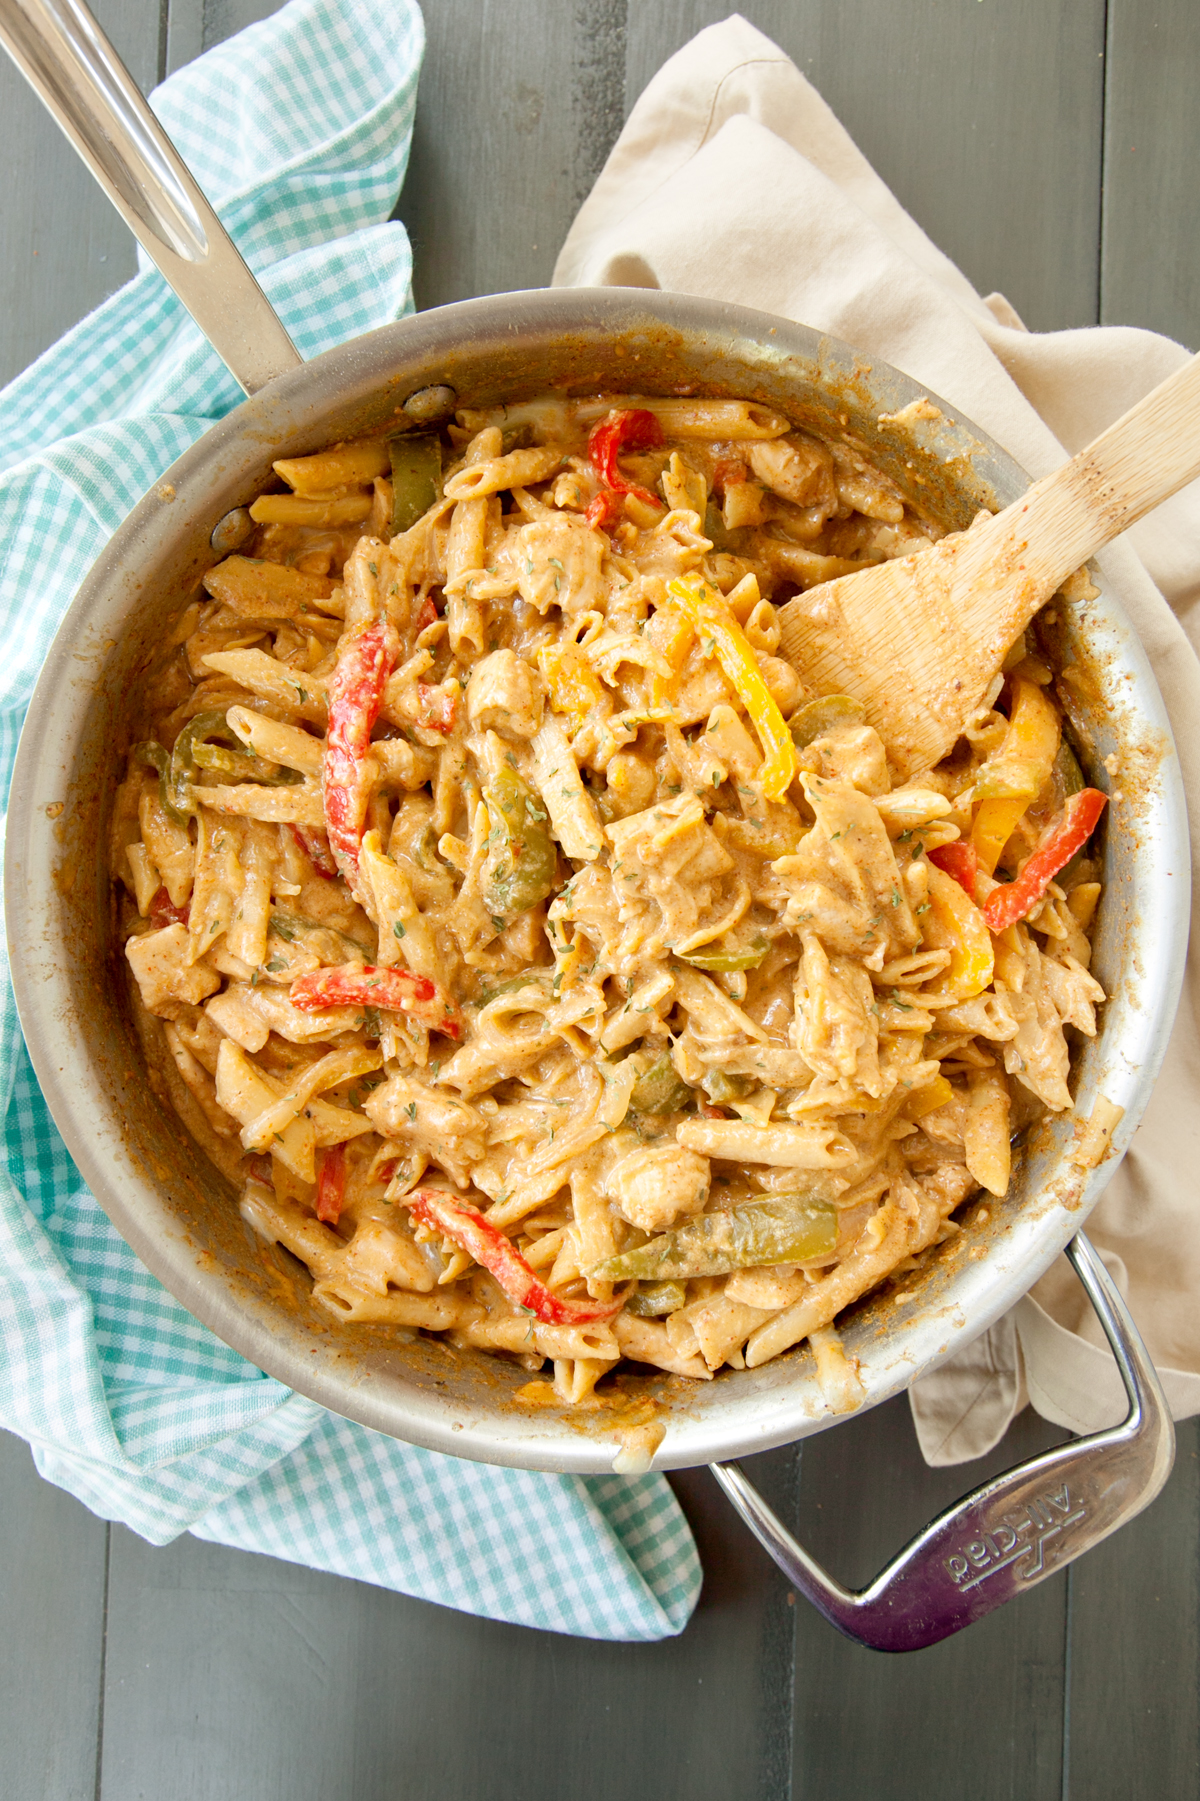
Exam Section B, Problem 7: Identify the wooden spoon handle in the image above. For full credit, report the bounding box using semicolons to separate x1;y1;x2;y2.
991;351;1200;588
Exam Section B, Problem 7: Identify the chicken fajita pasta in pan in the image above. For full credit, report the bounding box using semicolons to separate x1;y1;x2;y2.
114;393;1108;1408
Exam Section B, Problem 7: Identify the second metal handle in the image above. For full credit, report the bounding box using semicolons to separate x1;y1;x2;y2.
712;1234;1174;1652
0;0;301;393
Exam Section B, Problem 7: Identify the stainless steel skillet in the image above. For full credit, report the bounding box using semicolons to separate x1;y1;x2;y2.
0;0;1187;1650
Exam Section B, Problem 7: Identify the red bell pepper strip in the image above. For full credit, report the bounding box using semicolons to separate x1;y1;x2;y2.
982;788;1107;933
928;841;978;899
416;682;457;733
712;457;747;494
584;488;624;532
315;1143;347;1225
587;409;665;511
406;1189;622;1326
322;620;395;901
148;886;189;929
414;594;439;634
289;962;463;1039
290;825;339;879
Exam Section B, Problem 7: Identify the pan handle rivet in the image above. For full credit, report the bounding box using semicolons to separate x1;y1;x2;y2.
403;384;457;424
210;507;255;555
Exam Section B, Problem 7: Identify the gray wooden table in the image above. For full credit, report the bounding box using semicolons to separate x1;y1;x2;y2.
2;4;1199;1796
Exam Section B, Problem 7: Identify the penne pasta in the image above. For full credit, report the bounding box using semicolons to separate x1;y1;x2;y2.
118;388;1105;1405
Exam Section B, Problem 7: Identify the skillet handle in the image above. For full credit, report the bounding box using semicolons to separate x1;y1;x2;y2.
710;1234;1174;1652
0;0;301;393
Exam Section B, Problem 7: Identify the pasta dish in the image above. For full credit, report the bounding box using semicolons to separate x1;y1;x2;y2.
115;393;1107;1407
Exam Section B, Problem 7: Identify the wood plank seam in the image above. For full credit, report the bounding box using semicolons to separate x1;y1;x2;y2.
93;1524;111;1801
572;0;627;214
1060;1564;1075;1801
1096;0;1110;328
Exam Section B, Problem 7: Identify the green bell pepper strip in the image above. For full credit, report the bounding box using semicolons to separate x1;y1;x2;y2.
700;1068;755;1107
625;1280;688;1318
164;709;301;816
268;909;373;963
1055;739;1085;799
1050;739;1088;884
191;741;300;786
593;1195;838;1282
629;1053;691;1116
389;433;442;534
132;740;167;778
500;422;534;454
679;933;770;974
132;740;190;829
167;709;256;816
481;764;557;925
476;971;556;1007
788;694;867;750
703;501;736;552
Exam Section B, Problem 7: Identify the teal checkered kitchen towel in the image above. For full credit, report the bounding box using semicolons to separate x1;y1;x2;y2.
0;0;700;1641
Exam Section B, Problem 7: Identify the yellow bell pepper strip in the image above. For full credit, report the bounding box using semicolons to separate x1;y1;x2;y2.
593;1195;838;1282
907;1074;955;1120
536;644;607;738
666;576;798;799
406;1190;622;1325
970;676;1061;874
648;602;694;712
983;789;1108;933
923;861;994;1000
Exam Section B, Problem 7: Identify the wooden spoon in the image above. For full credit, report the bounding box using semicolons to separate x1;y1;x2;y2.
777;355;1200;778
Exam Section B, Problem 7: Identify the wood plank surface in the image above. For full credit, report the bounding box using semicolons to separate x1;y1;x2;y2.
790;1396;1072;1801
623;0;1107;334
1101;1;1200;350
1065;1415;1200;1797
96;1447;798;1801
394;0;589;311
0;1431;108;1801
0;0;164;388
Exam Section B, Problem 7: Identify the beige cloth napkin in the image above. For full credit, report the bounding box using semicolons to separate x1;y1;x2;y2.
554;14;1200;1465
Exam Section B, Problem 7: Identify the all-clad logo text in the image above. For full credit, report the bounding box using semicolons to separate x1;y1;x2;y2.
945;1486;1086;1590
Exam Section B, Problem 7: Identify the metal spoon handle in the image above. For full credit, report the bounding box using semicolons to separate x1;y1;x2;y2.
712;1234;1175;1652
0;0;301;393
